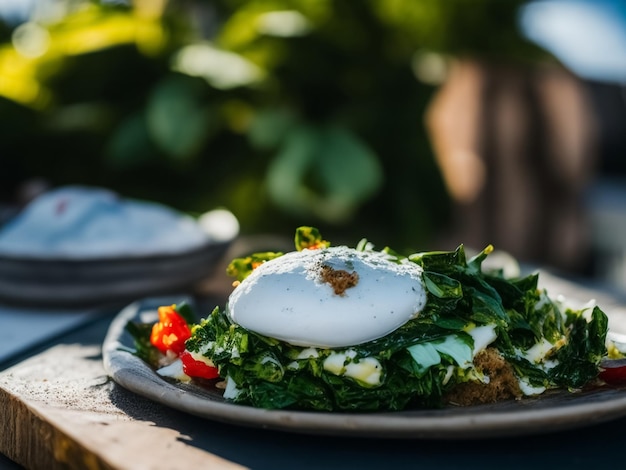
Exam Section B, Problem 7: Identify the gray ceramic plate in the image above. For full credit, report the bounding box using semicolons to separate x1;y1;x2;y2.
0;240;230;307
103;294;626;439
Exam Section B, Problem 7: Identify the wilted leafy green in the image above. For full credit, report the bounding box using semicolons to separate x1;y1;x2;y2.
125;320;161;365
294;225;330;251
226;251;284;282
172;227;609;411
128;224;609;412
265;123;384;222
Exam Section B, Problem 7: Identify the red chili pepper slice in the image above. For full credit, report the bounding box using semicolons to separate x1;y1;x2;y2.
150;305;191;355
180;350;220;379
599;358;626;384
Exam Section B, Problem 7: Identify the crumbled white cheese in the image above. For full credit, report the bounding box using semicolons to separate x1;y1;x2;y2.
188;350;216;368
523;338;555;364
518;377;546;396
156;358;191;382
344;357;382;386
296;348;319;359
223;376;242;400
323;350;355;375
467;324;497;355
323;349;382;386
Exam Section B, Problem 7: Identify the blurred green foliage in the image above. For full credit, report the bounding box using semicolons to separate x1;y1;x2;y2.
0;0;543;251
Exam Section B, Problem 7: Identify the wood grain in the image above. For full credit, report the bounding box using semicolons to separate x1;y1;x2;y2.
0;344;244;470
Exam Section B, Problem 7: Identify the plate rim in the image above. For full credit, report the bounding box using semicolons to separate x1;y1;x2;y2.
0;238;231;265
0;241;232;307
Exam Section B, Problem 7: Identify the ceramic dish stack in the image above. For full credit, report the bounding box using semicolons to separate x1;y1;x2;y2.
0;186;237;307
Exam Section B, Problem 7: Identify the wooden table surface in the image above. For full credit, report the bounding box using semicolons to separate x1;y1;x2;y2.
3;271;626;469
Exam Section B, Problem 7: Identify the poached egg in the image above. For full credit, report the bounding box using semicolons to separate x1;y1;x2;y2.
227;246;428;348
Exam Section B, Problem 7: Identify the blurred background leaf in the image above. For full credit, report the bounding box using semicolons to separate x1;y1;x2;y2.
266;123;383;222
146;74;218;160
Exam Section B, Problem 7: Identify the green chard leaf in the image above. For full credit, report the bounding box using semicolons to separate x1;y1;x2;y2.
226;252;284;282
423;272;463;299
409;244;467;273
294;226;330;251
466;244;494;273
124;321;161;366
550;306;608;388
174;301;197;326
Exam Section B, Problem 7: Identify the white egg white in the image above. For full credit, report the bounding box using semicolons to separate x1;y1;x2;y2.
227;246;427;348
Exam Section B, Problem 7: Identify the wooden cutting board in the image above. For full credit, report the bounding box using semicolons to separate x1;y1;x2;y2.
0;342;245;470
